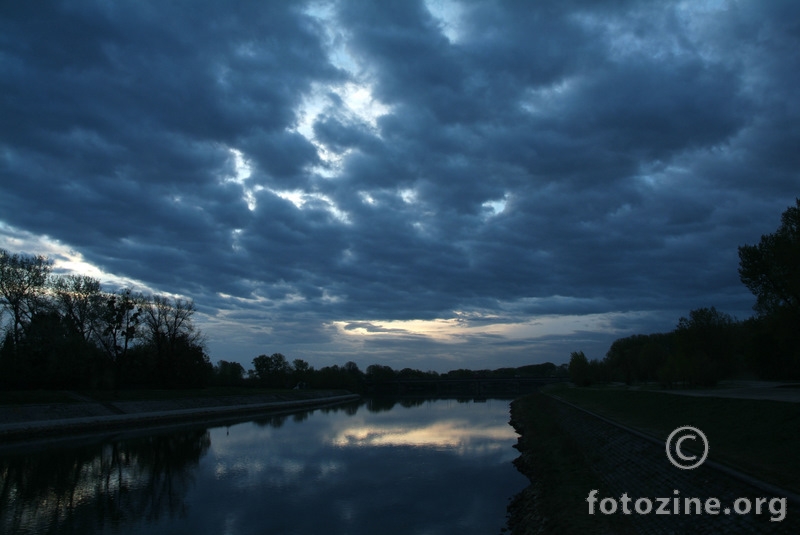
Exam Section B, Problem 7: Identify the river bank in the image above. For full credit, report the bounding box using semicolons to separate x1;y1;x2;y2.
506;392;635;534
507;387;800;534
0;389;359;442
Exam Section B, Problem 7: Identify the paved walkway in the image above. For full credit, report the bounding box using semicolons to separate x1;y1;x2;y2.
648;380;800;403
0;392;360;441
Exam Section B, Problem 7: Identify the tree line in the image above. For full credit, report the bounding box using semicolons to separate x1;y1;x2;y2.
569;199;800;387
0;247;567;392
0;249;210;389
213;355;567;393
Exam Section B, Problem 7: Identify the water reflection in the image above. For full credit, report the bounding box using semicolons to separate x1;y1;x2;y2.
1;399;526;535
1;430;211;534
331;420;514;452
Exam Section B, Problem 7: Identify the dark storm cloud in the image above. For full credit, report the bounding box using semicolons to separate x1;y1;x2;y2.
1;0;341;286
1;0;799;369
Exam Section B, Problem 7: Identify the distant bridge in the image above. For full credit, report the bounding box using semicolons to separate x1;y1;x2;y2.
364;376;563;396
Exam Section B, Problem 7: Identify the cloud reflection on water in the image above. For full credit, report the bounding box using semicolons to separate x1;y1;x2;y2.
330;419;517;454
0;399;525;535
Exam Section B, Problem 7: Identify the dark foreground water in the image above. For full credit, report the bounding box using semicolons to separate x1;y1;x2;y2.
0;398;527;535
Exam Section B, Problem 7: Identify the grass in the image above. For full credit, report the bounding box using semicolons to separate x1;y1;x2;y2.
81;386;295;401
0;390;78;405
507;392;637;535
544;383;800;494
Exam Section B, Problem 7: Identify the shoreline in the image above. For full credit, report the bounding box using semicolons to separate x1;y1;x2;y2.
505;392;633;534
0;392;360;443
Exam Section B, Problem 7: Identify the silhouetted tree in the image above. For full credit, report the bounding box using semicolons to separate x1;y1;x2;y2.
291;358;312;385
97;289;143;385
139;295;207;387
214;360;246;385
0;249;52;348
365;364;396;382
739;198;800;317
738;199;800;379
51;274;103;343
603;333;672;384
674;307;737;385
568;350;591;386
252;353;290;387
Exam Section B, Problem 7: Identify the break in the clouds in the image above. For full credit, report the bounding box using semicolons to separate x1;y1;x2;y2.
1;0;798;371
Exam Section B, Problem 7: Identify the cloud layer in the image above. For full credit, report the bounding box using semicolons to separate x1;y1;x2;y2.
1;0;798;370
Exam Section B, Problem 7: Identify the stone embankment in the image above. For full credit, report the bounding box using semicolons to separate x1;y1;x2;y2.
0;391;359;442
509;392;799;534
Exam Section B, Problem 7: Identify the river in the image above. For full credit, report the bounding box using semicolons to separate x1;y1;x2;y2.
0;397;527;534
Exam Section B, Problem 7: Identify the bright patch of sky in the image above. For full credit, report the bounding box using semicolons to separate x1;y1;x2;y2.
304;1;360;75
292;82;390;179
398;188;418;204
224;148;258;211
330;310;636;344
0;221;155;294
269;189;351;224
482;195;508;218
359;191;376;205
298;2;391;177
424;0;466;43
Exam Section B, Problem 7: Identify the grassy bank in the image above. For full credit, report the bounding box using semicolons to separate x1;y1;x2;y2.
81;386;349;402
0;387;351;406
546;383;800;494
0;390;78;405
507;392;636;535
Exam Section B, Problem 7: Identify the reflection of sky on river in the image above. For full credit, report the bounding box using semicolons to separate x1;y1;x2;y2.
167;399;525;535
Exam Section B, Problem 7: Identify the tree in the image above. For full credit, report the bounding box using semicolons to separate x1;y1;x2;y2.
365;364;396;382
0;249;52;348
127;294;209;388
215;360;246;385
291;358;312;385
738;199;800;379
738;198;800;317
16;310;103;389
252;353;290;387
140;295;205;384
51;274;103;343
166;333;213;387
673;307;737;385
97;289;143;370
141;296;202;352
568;350;591;387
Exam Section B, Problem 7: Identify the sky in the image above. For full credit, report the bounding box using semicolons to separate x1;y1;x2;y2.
1;0;798;373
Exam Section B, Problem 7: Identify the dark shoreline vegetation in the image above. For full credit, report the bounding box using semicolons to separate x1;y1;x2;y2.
1;199;799;394
0;246;569;392
566;199;800;387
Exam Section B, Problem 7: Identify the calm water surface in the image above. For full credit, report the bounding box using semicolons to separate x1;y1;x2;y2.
1;398;527;534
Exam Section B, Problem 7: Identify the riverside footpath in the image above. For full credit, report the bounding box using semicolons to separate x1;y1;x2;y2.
508;383;800;534
0;390;359;443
